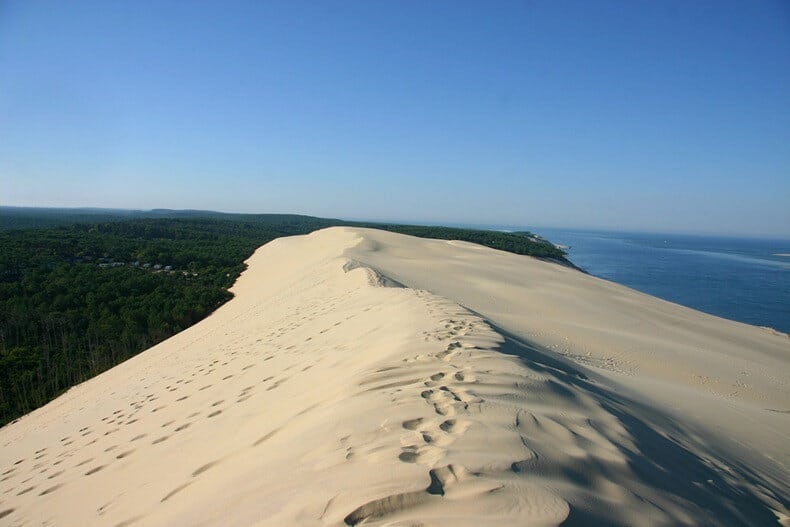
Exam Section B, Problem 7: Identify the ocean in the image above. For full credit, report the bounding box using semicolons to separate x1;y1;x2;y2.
530;228;790;334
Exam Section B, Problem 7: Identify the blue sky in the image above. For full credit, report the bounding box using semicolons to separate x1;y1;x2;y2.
1;1;788;236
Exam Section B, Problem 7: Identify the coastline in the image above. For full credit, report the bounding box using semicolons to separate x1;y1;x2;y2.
530;227;790;334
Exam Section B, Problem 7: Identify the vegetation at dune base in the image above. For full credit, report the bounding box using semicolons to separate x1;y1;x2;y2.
0;209;568;426
360;224;568;260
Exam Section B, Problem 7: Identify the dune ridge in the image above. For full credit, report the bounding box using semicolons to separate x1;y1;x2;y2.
1;227;787;526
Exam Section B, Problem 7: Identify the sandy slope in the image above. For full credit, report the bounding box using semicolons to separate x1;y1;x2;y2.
0;227;788;526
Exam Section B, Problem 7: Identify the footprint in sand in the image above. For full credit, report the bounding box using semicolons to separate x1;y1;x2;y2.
84;465;105;476
397;444;442;465
398;450;420;463
75;458;93;468
402;418;424;431
439;419;470;434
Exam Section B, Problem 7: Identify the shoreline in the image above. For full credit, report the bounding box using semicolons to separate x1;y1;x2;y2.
531;228;790;334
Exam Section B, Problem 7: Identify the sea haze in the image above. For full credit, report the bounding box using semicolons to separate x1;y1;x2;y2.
531;228;790;334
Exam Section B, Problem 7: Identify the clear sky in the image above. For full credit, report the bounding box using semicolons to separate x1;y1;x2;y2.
1;1;788;237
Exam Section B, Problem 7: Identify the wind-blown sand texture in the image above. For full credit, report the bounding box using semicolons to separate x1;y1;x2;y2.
1;227;788;526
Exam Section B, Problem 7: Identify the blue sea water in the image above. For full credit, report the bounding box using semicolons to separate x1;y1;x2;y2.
530;228;790;334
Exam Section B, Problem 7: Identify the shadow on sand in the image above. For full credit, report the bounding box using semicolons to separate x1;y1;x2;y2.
494;325;786;527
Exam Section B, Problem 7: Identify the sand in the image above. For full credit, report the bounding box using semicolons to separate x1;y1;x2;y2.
1;227;788;526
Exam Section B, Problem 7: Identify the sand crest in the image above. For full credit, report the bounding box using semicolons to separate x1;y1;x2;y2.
1;227;788;526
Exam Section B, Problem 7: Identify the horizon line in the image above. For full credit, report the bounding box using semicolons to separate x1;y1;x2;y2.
2;204;789;241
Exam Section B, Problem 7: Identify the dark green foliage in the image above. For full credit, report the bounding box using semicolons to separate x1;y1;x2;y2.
0;210;568;426
0;206;342;231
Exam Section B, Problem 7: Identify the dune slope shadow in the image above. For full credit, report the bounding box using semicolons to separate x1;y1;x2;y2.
495;327;787;527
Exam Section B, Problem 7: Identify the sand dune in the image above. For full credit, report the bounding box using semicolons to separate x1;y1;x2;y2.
1;227;788;526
